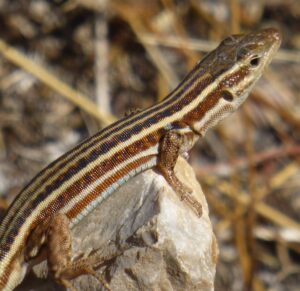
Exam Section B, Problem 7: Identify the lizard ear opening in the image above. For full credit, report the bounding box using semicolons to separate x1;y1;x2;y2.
220;90;234;102
250;56;260;67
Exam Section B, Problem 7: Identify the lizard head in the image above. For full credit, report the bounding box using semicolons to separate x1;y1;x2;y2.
214;27;282;108
184;28;281;135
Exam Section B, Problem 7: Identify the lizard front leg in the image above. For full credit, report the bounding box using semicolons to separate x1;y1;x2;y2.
157;130;202;217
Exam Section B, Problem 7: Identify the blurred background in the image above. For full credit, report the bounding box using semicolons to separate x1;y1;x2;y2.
0;0;299;290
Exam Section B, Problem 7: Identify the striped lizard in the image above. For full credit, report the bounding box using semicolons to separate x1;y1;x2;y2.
0;28;281;290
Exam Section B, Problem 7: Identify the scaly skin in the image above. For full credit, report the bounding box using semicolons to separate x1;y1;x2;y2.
0;28;281;290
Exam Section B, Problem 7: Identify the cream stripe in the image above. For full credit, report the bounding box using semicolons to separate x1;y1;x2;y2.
0;71;212;239
192;98;231;134
69;156;158;227
60;145;158;218
0;62;241;274
16;69;209;195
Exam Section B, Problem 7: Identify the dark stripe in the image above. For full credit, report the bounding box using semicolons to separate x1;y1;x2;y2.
3;131;162;248
0;154;157;289
0;62;237;287
182;67;249;124
66;155;155;219
0;70;215;242
0;68;214;237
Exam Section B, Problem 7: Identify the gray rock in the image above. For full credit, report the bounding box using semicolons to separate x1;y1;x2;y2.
20;157;218;291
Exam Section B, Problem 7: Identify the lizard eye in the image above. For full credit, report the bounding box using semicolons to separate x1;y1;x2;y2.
250;56;260;67
221;90;234;102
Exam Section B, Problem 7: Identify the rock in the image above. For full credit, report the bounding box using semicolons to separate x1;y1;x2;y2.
19;157;218;291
